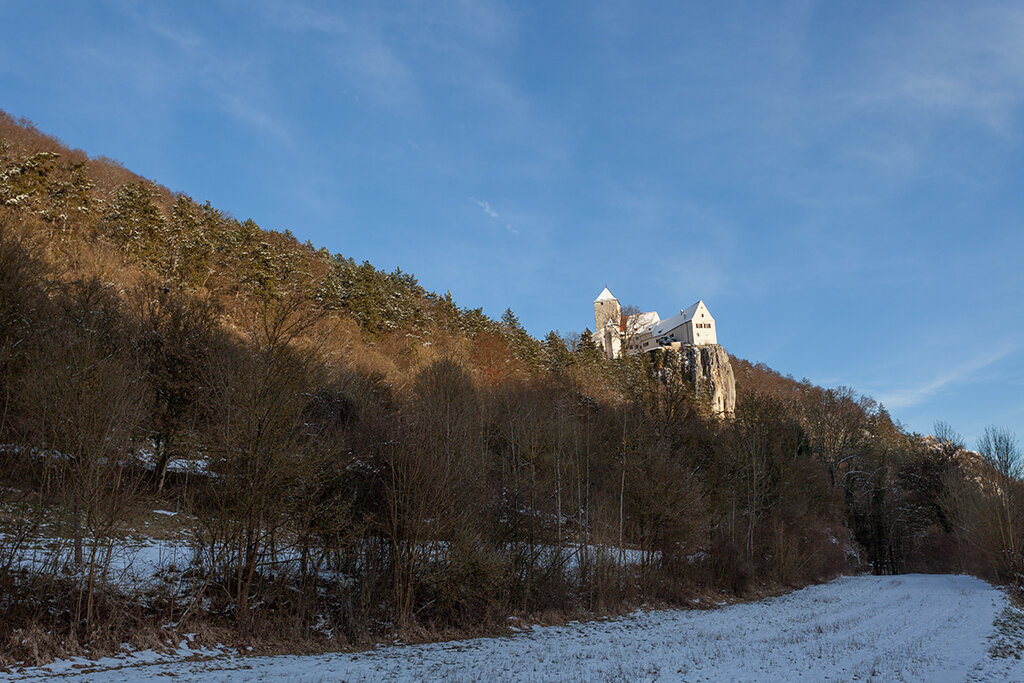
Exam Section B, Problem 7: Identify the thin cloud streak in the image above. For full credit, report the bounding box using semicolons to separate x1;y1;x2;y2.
474;199;499;218
845;3;1024;132
876;343;1019;409
116;5;296;146
472;198;519;233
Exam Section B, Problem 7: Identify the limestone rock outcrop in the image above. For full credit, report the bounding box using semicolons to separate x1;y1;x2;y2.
653;343;736;418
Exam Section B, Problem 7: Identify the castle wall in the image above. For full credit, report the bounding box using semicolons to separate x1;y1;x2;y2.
689;302;717;346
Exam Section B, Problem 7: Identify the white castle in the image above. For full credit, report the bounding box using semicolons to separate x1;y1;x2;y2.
593;287;717;359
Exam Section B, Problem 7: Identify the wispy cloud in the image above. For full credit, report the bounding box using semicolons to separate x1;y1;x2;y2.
846;3;1024;132
213;85;293;145
262;1;418;109
111;4;295;145
875;342;1019;409
470;198;520;233
475;199;499;218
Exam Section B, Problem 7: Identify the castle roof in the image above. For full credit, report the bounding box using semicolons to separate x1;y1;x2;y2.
681;300;703;320
650;300;708;337
622;311;660;332
594;287;617;303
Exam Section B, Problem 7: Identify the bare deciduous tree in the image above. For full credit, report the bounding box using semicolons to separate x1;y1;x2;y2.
978;426;1021;480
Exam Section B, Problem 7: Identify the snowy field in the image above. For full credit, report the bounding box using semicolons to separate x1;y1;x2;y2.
9;574;1024;682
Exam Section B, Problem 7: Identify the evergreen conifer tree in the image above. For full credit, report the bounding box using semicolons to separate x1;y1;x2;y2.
576;328;604;364
101;181;166;262
542;331;570;373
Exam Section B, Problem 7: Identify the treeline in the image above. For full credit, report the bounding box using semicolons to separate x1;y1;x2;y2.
0;112;525;349
0;113;1021;662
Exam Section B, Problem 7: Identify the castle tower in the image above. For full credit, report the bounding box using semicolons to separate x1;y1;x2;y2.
594;287;621;359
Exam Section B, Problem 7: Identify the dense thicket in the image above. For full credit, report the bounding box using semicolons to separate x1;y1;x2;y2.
0;111;1020;661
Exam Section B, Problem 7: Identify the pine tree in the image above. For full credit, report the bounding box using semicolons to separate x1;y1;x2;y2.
576;328;604;364
542;331;570;373
167;195;214;285
0;147;60;212
500;307;541;370
44;159;94;235
500;308;521;331
100;181;167;262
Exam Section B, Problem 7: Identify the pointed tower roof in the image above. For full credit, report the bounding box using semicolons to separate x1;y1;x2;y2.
594;287;617;303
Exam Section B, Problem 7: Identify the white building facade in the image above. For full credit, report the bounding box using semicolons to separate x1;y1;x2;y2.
592;288;717;359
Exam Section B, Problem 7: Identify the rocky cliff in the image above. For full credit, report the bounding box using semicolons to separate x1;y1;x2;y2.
652;344;736;418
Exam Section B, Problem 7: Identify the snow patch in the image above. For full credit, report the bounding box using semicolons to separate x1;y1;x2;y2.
10;574;1023;681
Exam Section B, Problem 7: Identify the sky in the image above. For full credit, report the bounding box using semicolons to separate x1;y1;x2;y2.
2;0;1023;445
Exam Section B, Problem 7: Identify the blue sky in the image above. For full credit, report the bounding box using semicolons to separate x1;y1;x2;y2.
3;0;1023;445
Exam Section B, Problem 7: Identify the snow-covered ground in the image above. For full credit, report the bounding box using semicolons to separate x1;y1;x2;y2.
8;574;1023;681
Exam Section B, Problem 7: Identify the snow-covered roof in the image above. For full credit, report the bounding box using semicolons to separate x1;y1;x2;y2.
650;313;686;338
624;311;660;332
594;287;617;303
681;300;703;320
650;300;708;337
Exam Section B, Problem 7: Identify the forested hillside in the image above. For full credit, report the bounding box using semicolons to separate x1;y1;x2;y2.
0;111;1020;663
